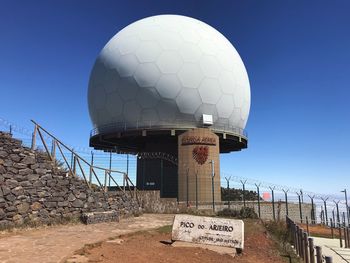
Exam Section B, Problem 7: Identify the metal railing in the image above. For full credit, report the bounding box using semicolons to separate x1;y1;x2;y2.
30;120;139;204
90;120;248;138
286;216;333;263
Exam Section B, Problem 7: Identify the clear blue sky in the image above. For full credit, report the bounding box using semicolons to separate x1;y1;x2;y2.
1;0;349;194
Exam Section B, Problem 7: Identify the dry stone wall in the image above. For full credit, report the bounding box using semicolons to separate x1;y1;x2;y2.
0;131;139;228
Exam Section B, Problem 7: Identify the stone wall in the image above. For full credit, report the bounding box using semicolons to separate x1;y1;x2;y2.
139;190;313;222
0;132;140;228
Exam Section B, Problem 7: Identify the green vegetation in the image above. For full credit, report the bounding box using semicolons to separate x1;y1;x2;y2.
156;225;172;234
221;187;260;201
217;207;258;219
264;221;302;263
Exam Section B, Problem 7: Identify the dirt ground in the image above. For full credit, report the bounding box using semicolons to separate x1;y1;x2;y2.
75;220;287;263
298;223;338;238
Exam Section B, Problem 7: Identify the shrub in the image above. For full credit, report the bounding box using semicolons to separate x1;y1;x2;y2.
239;207;258;219
217;208;239;218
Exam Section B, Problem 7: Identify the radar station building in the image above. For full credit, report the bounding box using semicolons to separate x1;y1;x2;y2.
88;15;250;202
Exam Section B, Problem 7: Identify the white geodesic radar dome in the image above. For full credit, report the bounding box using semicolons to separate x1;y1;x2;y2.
88;14;250;135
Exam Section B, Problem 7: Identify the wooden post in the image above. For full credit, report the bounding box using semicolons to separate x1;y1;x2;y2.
306;216;310;235
72;156;77;176
295;225;300;256
31;125;37;150
344;225;348;248
89;151;93;184
315;246;322;263
37;128;52;160
299;228;304;259
339;227;343;248
104;170;108;192
309;237;315;263
51;139;56;161
304;232;309;263
330;218;334;239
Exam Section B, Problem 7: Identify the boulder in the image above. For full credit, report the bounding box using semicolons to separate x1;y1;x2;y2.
16;202;30;214
21;156;36;165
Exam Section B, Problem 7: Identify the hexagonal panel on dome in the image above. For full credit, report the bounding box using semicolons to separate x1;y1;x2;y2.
117;77;139;101
199;55;220;78
216;95;235;118
136;87;160;108
103;69;121;94
117;35;141;55
179;27;200;44
233;89;244;108
133;63;160;87
135;41;162;63
157;31;182;50
198;39;218;56
89;85;106;110
156;74;182;99
229;108;242;126
218;71;236;95
156;51;183;74
116;54;139;77
198;78;222;104
157;99;178;121
105;92;123;117
141;108;160;123
123;101;141;122
177;63;204;89
175;88;202;115
179;43;202;62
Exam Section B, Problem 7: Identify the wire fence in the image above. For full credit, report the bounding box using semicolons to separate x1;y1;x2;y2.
1;117;349;226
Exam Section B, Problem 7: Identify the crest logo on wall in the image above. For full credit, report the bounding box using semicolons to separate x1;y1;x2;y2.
192;146;209;165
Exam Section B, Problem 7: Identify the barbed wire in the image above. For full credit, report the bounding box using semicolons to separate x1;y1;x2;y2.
0;116;347;203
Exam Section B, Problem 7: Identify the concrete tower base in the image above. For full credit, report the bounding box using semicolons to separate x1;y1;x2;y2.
178;128;221;203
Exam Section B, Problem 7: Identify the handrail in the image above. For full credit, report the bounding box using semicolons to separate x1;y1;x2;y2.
90;120;248;139
30;120;140;206
31;120;125;175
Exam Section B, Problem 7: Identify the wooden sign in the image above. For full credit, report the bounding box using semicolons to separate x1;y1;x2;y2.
171;214;244;249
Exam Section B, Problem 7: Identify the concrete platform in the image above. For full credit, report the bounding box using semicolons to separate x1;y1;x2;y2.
312;237;350;262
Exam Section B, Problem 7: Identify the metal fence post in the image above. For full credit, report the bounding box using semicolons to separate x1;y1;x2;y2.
321;197;329;226
240;180;247;207
225;176;231;209
31;125;37;150
308;195;315;224
283;189;289;216
304;232;309;263
330;218;334;239
339;226;343;248
299;228;304;259
270;186;276;221
315;246;322;263
255;183;261;218
295;225;300;256
297;192;303;223
309;237;315;263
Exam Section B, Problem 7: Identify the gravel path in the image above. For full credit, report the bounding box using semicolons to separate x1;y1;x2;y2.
0;214;174;263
